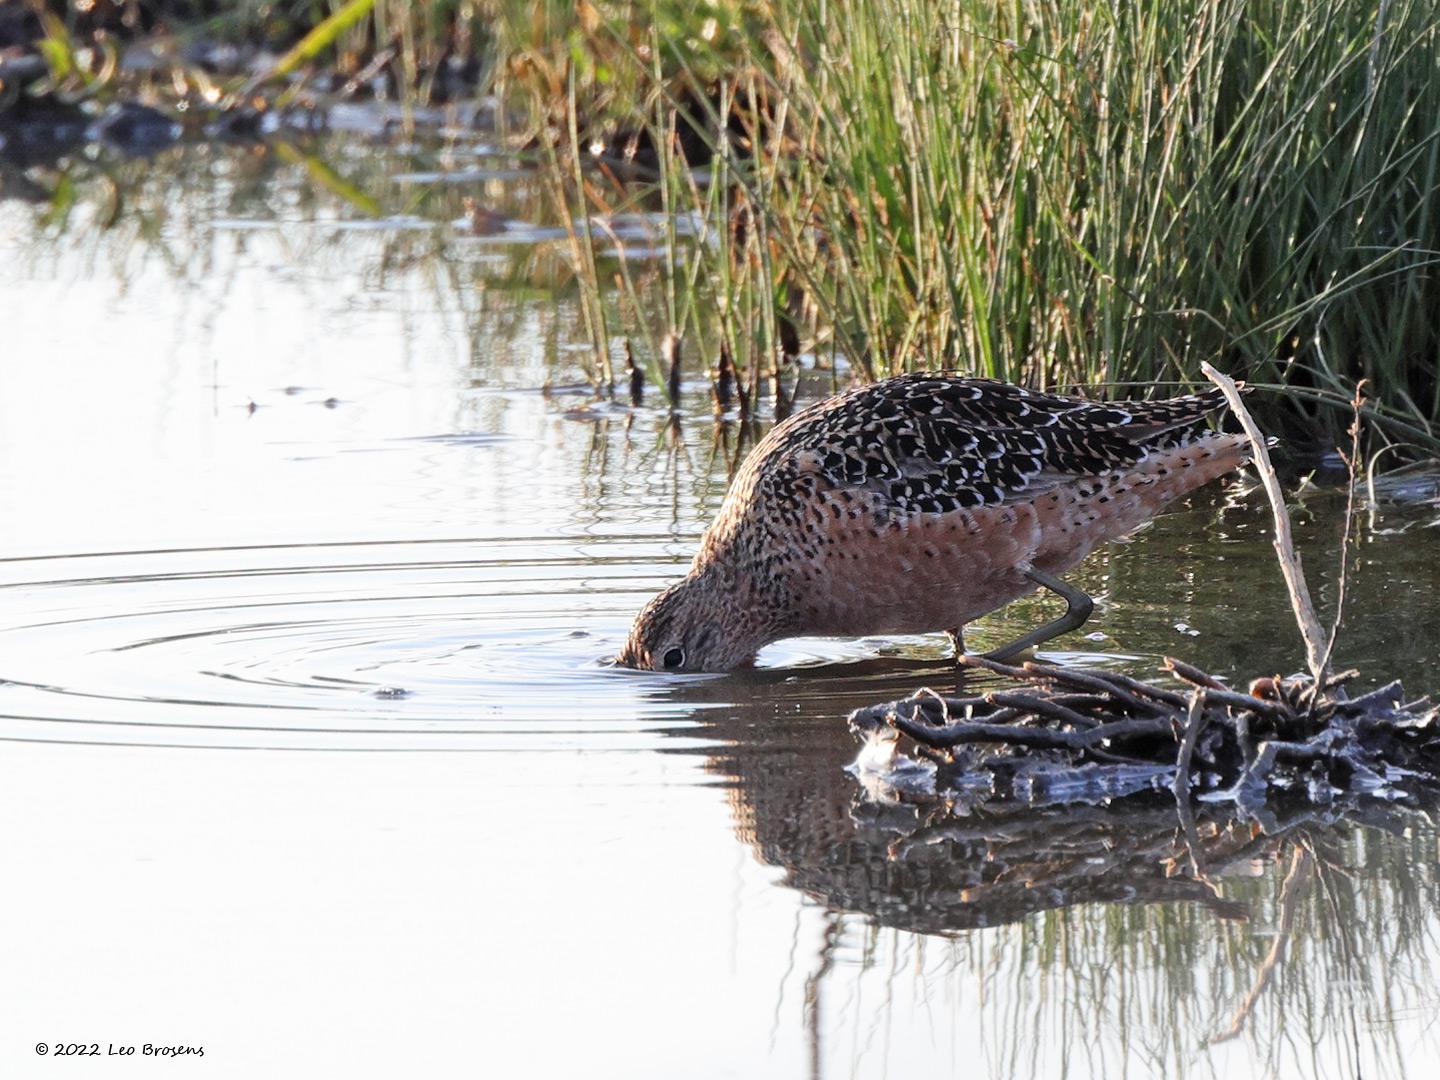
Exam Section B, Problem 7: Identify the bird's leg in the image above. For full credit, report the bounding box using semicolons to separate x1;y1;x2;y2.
947;626;966;664
982;568;1095;662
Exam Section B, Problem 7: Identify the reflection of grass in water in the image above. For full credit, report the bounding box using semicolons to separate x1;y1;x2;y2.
6;137;581;347
37;134;698;395
270;141;382;217
40;1;491;102
26;1;1440;441
3;133;780;535
802;822;1439;1078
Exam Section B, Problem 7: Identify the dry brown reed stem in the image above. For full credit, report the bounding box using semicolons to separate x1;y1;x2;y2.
1201;362;1329;682
714;341;736;412
734;353;753;421
623;339;644;406
772;363;792;421
663;333;682;407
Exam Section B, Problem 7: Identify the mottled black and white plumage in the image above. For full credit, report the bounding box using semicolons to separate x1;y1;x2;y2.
767;375;1229;514
619;374;1248;672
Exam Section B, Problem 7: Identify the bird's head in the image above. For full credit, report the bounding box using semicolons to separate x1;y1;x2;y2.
616;566;776;673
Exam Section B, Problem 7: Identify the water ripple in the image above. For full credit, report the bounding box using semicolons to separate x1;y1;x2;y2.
0;537;704;750
0;536;1151;752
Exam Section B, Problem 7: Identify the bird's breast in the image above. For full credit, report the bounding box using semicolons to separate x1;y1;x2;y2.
771;494;1043;637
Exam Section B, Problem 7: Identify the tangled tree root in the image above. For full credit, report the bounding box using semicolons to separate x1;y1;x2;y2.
848;653;1439;811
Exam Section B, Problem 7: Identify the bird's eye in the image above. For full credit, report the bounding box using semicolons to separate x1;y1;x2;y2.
661;647;685;670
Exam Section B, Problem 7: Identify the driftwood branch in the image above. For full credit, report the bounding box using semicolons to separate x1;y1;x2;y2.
850;656;1438;811
1201;361;1329;681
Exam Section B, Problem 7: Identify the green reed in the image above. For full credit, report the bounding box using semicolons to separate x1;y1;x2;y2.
493;0;1440;446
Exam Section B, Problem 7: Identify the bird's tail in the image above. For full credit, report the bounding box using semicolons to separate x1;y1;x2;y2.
1114;383;1244;440
1033;429;1251;574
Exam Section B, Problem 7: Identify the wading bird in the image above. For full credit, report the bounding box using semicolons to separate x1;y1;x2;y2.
618;374;1247;672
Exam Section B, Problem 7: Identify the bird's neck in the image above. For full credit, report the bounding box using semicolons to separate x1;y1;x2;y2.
689;557;795;665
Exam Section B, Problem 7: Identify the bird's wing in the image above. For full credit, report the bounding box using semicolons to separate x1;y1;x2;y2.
789;376;1228;515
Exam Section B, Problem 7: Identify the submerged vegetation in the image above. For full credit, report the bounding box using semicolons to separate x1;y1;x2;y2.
9;0;1440;449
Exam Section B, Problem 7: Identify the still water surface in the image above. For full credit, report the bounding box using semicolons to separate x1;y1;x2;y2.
1;135;1438;1077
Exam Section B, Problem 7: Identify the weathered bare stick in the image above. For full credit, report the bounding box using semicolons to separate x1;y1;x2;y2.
1165;656;1227;690
890;708;1167;751
1320;382;1366;682
1072;669;1190;710
956;653;1030;679
890;713;1094;750
1164;658;1286;717
1173;690;1209;803
1201;362;1328;681
1174;690;1210;877
985;691;1101;729
1020;661;1160;715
